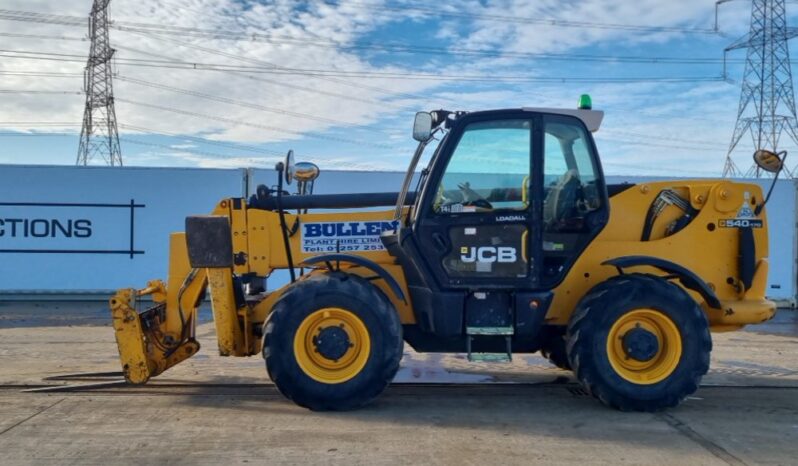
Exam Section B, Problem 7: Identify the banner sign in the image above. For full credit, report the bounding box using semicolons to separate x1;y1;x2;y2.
301;220;399;253
0;201;145;258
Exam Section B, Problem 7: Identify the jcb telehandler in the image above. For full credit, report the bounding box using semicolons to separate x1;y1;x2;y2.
110;97;780;411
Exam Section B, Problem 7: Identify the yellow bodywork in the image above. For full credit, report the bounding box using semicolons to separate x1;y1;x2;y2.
546;180;774;328
109;179;776;384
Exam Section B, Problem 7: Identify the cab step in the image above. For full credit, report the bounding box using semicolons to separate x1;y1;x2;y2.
466;327;513;362
468;352;512;363
466;326;514;336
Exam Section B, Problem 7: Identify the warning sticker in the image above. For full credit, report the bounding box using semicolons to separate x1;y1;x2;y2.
301;220;399;253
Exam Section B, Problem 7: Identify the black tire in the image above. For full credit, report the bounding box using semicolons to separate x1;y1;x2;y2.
540;328;571;370
566;273;711;412
263;272;403;411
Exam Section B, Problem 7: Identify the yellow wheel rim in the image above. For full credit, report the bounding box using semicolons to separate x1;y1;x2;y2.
293;307;371;384
606;309;682;385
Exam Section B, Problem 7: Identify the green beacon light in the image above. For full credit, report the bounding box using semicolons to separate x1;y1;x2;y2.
578;94;592;110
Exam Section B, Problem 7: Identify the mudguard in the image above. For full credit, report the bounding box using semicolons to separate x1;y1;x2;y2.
603;255;722;309
301;253;406;303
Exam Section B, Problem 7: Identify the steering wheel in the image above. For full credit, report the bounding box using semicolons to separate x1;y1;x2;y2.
457;182;493;210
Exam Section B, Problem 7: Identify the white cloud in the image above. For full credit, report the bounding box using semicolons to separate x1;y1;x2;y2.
0;0;787;174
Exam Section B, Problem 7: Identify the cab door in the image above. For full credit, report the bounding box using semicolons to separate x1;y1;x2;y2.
539;114;609;287
413;114;539;290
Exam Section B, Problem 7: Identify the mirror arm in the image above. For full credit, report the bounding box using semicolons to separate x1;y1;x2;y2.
275;168;297;283
755;151;787;216
393;129;438;223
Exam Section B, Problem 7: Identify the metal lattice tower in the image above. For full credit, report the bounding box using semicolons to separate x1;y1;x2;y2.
76;0;122;166
722;0;798;178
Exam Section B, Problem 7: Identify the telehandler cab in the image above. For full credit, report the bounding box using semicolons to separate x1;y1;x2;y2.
110;97;778;411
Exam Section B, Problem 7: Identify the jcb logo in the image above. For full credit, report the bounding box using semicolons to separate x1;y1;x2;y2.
460;246;517;263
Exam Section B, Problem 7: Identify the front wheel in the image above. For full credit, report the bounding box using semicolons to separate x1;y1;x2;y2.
263;272;403;411
540;328;571;370
567;273;711;411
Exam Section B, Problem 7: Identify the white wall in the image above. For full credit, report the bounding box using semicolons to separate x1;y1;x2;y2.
0;165;244;293
0;165;794;303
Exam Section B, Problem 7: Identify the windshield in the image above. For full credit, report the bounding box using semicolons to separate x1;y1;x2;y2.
432;119;531;214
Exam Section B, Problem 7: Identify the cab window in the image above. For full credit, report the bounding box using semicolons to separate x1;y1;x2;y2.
433;119;531;214
543;120;602;232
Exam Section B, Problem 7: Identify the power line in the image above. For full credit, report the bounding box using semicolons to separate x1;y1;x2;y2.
114;24;732;63
114;97;397;149
0;89;82;95
113;43;403;108
115;75;369;127
118;123;286;156
0;31;86;41
85;0;435;104
0;121;81;126
0;118;305;159
333;0;719;35
115;21;719;60
0;9;84;26
0;9;732;64
0;6;719;36
601;130;722;147
123;30;446;103
0;84;400;150
0;119;329;161
0;130;286;166
118;136;274;162
0;49;726;83
0;23;739;66
0;70;83;78
599;137;722;151
2;47;735;67
0;131;77;137
0;88;739;153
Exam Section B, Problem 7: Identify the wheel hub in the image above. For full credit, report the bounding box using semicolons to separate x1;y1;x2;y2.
313;325;351;361
622;327;659;362
606;308;683;385
294;307;371;384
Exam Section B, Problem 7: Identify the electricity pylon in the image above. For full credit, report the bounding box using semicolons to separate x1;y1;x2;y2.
722;0;797;178
76;0;122;166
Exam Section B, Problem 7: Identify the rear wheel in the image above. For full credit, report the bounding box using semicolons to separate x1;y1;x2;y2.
263;272;403;411
567;273;711;411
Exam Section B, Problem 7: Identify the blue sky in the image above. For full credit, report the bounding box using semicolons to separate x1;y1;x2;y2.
0;0;794;176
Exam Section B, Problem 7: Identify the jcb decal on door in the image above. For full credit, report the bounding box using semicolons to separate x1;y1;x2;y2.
443;224;528;278
460;246;517;263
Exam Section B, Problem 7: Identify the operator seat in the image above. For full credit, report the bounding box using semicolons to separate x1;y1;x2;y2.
543;169;581;230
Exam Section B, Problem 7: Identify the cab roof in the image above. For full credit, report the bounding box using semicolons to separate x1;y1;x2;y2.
521;107;604;132
452;107;604;133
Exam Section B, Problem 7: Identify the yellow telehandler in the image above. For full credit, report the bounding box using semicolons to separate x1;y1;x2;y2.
109;97;779;411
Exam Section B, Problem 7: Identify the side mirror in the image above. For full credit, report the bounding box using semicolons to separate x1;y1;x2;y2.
753;149;785;174
284;149;295;184
413;112;433;142
294;161;320;183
